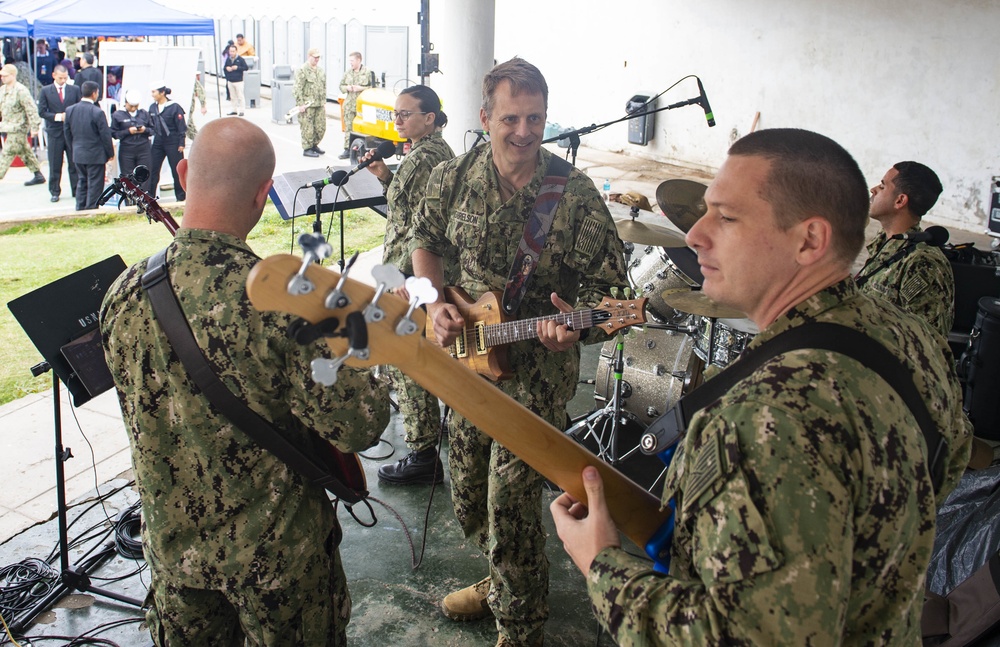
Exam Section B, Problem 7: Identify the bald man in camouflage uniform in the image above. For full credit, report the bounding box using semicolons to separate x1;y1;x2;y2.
101;118;389;646
412;58;627;647
337;52;370;158
295;48;327;157
856;161;954;338
552;128;972;646
0;63;45;186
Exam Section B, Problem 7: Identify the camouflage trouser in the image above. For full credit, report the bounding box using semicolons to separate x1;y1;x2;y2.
145;530;350;646
300;106;327;151
388;366;441;452
342;99;357;149
0;131;40;178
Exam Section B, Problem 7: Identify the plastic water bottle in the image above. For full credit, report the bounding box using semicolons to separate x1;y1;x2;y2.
603;179;611;202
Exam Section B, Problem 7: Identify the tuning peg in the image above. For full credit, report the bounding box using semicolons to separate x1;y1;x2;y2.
309;312;370;386
324;254;361;310
288;233;333;295
395;276;438;336
363;264;405;323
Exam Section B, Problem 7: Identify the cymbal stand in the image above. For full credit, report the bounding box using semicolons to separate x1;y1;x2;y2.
566;333;630;465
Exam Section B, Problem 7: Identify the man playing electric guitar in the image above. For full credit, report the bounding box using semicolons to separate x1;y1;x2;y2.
411;58;627;647
100;118;389;646
551;129;971;645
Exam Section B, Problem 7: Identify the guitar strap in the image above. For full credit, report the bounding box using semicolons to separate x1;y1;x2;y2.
647;322;946;490
140;247;368;505
501;154;573;316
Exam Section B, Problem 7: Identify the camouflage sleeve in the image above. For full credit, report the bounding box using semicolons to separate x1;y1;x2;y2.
338;70;351;95
272;325;389;453
293;68;307;105
21;86;40;132
194;81;206;106
587;403;856;645
410;161;452;258
895;250;955;338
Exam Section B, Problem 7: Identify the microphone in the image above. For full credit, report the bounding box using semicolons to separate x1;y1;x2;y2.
696;78;716;127
345;140;397;179
302;169;349;189
890;225;949;246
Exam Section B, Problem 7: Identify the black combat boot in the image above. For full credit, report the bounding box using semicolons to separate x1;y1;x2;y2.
377;448;443;485
24;171;45;186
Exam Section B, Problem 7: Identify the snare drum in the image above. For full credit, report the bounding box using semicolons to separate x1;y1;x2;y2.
693;317;759;368
628;246;701;323
595;328;702;424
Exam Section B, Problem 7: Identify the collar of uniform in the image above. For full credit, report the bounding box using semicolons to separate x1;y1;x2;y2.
746;278;859;348
410;129;443;153
174;227;255;255
865;224;923;257
486;144;549;201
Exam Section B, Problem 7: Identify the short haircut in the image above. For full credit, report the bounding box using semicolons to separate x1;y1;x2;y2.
728;128;869;265
400;85;448;128
53;64;67;74
236;33;244;38
80;80;99;97
349;51;362;60
83;52;94;65
892;161;943;218
482;57;547;118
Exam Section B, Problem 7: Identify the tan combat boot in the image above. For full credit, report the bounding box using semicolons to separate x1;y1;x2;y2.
441;576;493;621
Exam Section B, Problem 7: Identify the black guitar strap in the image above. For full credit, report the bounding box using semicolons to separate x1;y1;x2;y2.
646;322;947;490
140;247;367;505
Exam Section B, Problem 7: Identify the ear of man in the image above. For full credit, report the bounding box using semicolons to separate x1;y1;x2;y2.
794;216;833;267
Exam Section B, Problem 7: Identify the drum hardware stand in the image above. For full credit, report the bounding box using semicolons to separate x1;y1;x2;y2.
566;332;632;464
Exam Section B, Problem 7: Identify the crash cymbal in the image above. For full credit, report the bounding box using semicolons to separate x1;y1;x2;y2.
614;219;688;247
655;179;708;233
662;290;745;319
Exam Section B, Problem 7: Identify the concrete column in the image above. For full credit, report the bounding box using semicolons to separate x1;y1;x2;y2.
430;0;495;156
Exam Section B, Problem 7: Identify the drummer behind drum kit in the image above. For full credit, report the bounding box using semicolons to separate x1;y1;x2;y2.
567;179;759;496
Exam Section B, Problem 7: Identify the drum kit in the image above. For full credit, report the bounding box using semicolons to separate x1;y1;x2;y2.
567;179;759;496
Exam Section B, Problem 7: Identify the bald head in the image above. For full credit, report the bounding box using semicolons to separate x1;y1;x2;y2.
181;119;275;238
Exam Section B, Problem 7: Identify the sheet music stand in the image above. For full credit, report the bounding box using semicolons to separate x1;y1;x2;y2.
6;255;143;632
269;166;389;270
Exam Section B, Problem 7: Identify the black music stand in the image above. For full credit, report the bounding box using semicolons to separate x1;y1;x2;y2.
269;166;388;270
6;255;143;632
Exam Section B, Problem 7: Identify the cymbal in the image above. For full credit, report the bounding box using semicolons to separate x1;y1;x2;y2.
614;219;688;247
662;290;745;319
655;179;708;233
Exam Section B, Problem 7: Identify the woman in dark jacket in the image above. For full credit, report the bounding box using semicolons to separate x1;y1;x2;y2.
148;84;187;201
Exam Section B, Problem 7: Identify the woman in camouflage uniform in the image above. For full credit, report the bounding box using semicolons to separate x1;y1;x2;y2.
363;85;455;485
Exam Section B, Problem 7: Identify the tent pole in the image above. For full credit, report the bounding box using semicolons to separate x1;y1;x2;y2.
212;27;222;117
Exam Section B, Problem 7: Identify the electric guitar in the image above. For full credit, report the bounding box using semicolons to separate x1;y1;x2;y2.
246;254;673;565
109;173;368;503
431;287;648;381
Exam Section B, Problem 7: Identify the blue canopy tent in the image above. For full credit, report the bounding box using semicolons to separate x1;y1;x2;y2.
30;0;214;38
0;9;28;38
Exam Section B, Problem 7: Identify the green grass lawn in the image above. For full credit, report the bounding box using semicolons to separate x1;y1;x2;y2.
0;205;386;406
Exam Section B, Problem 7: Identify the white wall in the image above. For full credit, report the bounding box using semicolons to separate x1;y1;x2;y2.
494;0;1000;231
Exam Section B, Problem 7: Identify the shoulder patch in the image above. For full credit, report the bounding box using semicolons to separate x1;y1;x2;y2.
686;433;723;505
575;215;606;258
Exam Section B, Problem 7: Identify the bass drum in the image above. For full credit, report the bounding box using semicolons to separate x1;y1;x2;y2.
595;328;702;425
588;329;703;496
627;246;701;324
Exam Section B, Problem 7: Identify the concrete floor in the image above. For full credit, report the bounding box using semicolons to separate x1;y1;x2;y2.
0;345;627;646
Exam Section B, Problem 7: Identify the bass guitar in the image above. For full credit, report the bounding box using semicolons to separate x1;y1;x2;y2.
432;286;647;381
106;170;368;503
246;253;673;566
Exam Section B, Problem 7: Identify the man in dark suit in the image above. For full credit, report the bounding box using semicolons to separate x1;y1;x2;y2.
64;81;114;211
76;53;102;101
37;64;82;202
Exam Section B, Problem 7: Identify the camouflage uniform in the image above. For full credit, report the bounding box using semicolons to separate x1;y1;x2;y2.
856;227;955;338
585;279;972;646
100;229;389;646
338;66;370;149
294;63;327;152
381;130;455;452
0;80;42;178
413;144;627;644
186;78;207;141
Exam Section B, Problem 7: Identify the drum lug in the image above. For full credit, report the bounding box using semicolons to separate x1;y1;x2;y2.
652;363;667;377
645;405;661;418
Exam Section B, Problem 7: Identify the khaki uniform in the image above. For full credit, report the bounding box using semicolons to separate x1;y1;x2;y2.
413;144;628;644
101;229;390;646
380;130;454;452
294;64;327;151
0;80;41;178
857;227;955;338
586;279;972;646
338;66;370;149
186;79;207;141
